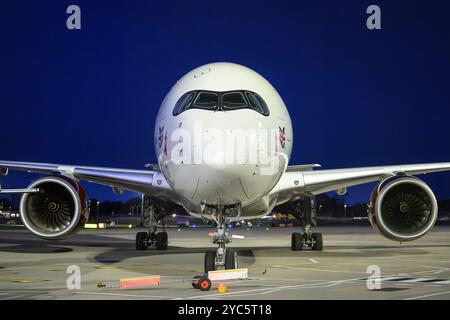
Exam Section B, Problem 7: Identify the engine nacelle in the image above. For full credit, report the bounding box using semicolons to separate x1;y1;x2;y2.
20;175;89;240
368;174;438;242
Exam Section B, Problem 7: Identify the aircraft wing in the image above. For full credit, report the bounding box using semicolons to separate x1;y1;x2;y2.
0;160;177;200
274;162;450;204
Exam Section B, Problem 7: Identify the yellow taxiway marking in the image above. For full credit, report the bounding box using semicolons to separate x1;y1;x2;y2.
0;278;45;283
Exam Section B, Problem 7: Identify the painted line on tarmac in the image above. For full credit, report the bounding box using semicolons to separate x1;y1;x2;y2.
185;276;363;299
359;276;450;285
272;265;366;274
0;295;24;300
404;290;450;300
401;278;441;283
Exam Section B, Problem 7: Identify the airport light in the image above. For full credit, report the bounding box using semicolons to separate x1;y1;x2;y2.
97;222;106;229
97;201;100;222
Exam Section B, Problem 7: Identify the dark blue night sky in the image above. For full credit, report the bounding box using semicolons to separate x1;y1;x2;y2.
1;0;450;204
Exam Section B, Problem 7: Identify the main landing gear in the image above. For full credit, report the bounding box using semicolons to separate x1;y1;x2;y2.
202;204;240;273
136;195;168;251
291;196;323;251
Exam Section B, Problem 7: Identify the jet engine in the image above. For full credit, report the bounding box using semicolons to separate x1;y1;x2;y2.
20;175;89;240
368;174;438;242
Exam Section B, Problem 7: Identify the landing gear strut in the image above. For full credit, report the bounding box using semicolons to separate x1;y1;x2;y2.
135;195;168;251
202;204;240;272
291;196;323;251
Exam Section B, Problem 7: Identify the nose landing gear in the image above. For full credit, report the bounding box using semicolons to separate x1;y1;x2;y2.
202;204;240;273
135;195;168;251
291;196;323;251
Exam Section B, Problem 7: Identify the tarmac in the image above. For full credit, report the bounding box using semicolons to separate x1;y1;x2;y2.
0;225;450;300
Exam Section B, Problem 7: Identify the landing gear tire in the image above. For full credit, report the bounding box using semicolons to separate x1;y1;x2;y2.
156;231;168;250
225;249;238;269
291;232;303;251
204;250;216;273
311;232;323;251
136;232;148;250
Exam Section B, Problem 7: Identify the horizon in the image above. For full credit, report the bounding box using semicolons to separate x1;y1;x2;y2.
1;0;450;204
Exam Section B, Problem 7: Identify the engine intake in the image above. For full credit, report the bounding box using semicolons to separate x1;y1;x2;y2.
20;176;89;239
369;175;437;242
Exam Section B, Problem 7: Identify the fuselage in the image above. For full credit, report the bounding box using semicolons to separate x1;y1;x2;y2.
154;63;293;218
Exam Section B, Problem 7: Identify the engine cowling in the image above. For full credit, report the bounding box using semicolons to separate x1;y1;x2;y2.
368;174;438;242
20;175;89;240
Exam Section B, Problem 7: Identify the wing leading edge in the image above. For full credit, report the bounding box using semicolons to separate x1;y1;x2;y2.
0;160;172;197
274;162;450;204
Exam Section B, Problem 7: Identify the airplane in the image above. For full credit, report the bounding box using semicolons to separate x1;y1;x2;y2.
1;62;450;272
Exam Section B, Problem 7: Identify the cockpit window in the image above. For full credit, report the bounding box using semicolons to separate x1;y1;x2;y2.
173;91;196;116
245;91;270;116
222;92;248;110
192;92;218;110
172;90;269;116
